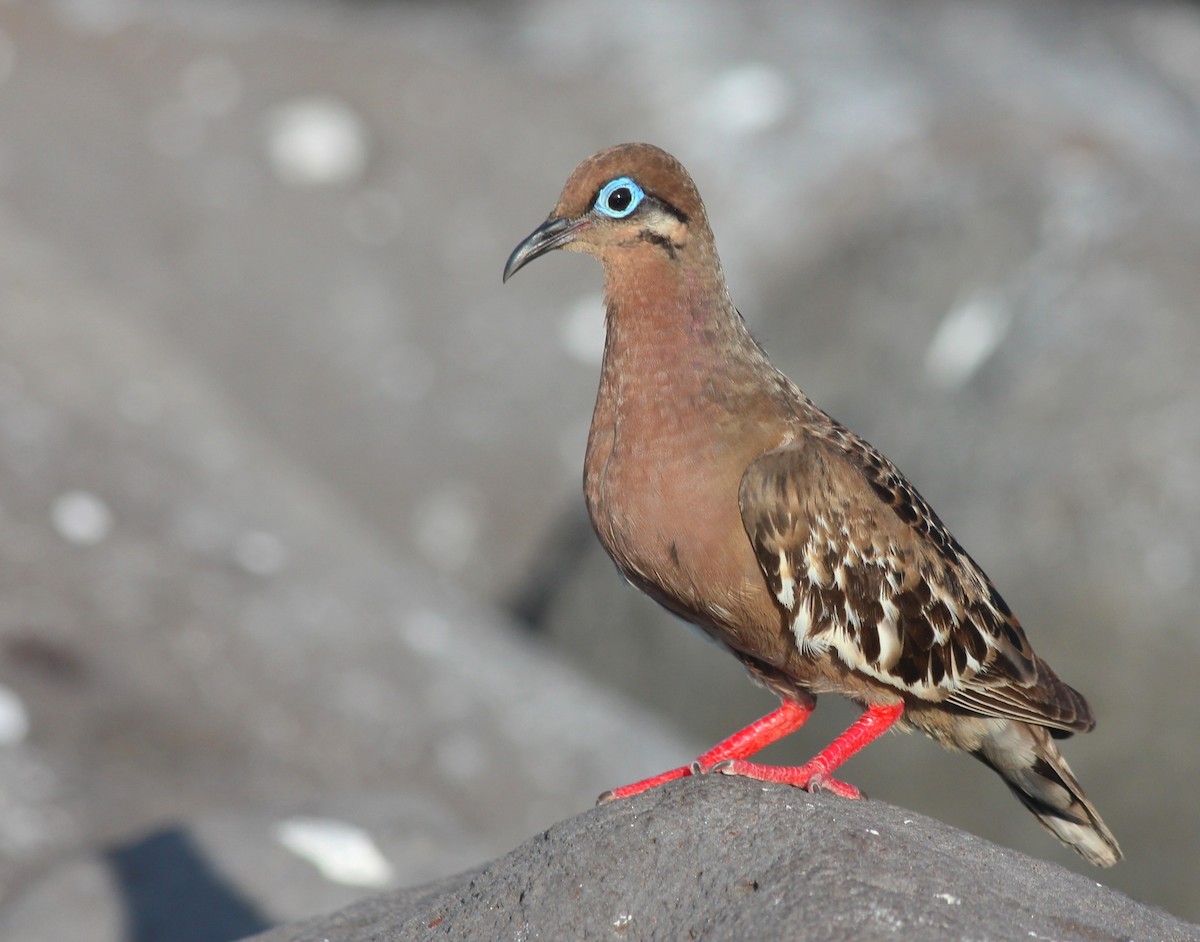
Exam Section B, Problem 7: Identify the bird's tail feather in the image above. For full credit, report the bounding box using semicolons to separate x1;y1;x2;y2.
974;722;1121;868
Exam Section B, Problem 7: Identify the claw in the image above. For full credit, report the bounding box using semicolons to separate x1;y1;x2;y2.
805;773;864;800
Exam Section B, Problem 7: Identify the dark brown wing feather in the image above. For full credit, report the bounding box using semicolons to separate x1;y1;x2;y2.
739;425;1093;734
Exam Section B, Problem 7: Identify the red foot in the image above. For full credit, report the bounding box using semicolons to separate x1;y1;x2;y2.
599;765;692;802
713;702;903;799
599;699;814;803
712;758;864;799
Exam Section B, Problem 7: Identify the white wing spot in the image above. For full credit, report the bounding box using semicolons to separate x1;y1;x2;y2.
876;619;901;670
274;817;394;887
776;549;796;609
791;598;814;644
879;592;899;626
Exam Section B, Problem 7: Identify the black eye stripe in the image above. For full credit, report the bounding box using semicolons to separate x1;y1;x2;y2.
653;197;689;225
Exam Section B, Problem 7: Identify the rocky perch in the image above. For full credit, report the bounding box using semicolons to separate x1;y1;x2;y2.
248;777;1196;942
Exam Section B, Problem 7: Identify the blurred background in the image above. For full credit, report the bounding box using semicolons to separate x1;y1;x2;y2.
0;0;1196;937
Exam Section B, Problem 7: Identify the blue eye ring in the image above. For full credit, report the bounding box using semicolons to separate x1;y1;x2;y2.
594;177;645;219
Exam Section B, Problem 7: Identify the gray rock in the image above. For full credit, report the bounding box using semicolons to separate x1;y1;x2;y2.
0;223;688;930
0;797;493;940
247;778;1199;942
0;13;688;927
1;0;1198;930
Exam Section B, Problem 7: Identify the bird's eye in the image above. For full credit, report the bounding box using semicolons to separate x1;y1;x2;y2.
594;177;644;219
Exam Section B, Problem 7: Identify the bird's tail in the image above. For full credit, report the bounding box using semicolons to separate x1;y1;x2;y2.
974;721;1122;868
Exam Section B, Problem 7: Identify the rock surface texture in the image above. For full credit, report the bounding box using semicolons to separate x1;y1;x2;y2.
249;778;1198;942
0;0;1197;937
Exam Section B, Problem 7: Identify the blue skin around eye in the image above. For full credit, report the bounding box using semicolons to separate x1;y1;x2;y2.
594;177;645;218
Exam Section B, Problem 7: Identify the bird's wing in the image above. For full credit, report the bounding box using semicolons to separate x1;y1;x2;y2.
738;428;1093;733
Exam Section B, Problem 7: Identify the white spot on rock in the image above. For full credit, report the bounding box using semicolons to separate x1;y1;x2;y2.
51;491;113;546
559;294;606;364
696;64;791;136
935;892;961;905
925;292;1012;389
233;530;289;576
274;817;394;888
264;97;368;186
0;685;30;745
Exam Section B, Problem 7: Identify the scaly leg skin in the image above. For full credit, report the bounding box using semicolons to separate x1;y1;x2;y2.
598;698;814;803
714;702;904;799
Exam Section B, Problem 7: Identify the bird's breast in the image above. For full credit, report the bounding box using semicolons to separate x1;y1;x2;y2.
583;371;785;649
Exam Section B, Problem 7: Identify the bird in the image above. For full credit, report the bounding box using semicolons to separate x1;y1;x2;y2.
503;142;1121;867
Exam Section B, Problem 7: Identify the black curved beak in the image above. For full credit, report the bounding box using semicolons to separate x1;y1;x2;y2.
503;215;590;282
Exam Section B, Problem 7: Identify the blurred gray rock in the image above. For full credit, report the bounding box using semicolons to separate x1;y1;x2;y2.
0;217;688;930
0;0;1196;934
0;8;691;931
247;778;1200;942
0;797;492;940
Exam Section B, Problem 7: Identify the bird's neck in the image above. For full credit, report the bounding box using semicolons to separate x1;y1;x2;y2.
597;250;779;416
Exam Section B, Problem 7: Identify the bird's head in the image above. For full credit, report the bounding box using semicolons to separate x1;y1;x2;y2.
503;143;711;282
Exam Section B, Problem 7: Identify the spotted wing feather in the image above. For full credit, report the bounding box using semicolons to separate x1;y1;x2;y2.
739;430;1093;734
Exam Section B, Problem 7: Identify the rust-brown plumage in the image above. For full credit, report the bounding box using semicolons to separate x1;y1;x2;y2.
504;143;1120;867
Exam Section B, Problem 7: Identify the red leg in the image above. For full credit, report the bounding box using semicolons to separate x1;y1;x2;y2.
599;698;814;802
715;702;903;799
